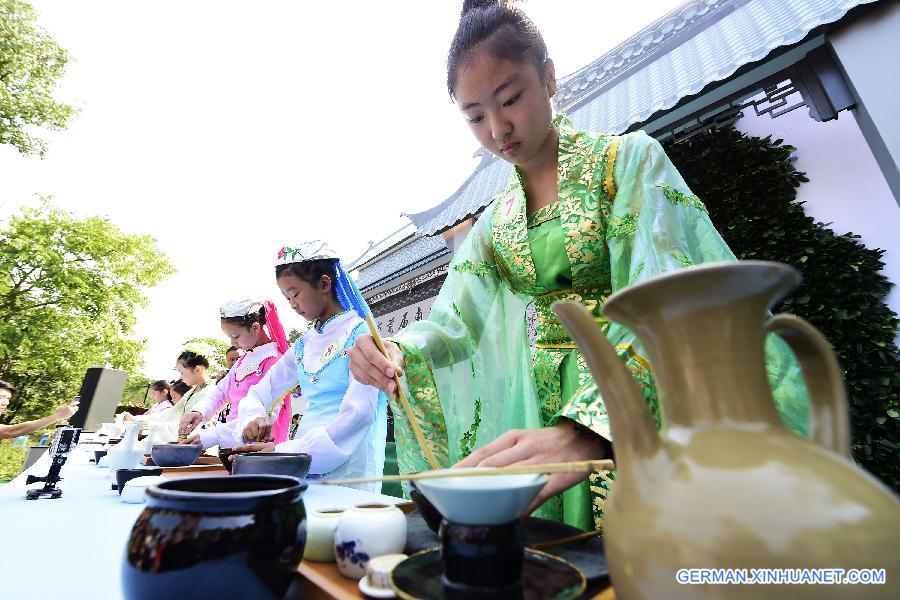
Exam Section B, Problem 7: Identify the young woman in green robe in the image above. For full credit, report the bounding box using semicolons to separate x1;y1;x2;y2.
349;0;809;531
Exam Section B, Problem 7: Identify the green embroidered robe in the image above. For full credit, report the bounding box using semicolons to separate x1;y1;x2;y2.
389;116;809;531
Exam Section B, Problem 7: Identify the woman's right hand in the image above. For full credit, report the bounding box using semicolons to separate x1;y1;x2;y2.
243;416;274;443
179;411;203;436
53;402;79;421
348;336;405;397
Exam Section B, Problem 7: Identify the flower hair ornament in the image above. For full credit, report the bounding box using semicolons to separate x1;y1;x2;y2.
274;241;371;321
275;241;338;267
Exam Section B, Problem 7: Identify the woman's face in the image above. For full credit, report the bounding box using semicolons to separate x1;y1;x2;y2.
171;389;184;403
278;273;329;322
225;349;241;368
221;320;259;351
454;46;555;169
0;388;11;415
150;387;169;404
175;361;204;386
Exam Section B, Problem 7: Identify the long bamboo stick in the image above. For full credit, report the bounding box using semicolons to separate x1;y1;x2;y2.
528;529;604;550
322;459;614;486
363;314;440;470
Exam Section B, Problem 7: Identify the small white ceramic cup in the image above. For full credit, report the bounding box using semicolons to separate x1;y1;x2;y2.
303;507;345;562
334;503;407;579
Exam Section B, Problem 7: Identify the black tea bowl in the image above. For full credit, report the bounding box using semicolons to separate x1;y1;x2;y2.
218;447;253;474
93;450;108;465
122;475;307;600
409;482;444;534
232;452;311;479
151;443;202;467
116;467;163;495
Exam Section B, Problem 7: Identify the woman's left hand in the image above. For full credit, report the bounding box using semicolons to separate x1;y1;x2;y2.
454;419;609;515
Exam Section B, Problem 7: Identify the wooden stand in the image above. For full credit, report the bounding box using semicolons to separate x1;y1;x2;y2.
142;455;221;467
291;558;616;599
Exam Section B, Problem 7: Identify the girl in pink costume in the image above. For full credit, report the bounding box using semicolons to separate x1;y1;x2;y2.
180;298;293;448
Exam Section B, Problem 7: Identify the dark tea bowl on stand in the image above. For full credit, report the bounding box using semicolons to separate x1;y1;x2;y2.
414;470;550;595
232;452;311;479
122;475;308;600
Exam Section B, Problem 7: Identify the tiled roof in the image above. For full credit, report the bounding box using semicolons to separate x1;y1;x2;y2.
347;220;417;271
406;0;877;236
356;233;450;291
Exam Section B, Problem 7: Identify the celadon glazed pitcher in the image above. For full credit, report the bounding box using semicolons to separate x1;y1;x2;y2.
553;261;900;600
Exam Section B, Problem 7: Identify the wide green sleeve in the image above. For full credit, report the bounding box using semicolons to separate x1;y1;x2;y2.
389;211;542;482
559;131;809;438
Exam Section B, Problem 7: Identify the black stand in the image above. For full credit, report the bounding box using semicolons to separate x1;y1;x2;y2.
25;454;68;500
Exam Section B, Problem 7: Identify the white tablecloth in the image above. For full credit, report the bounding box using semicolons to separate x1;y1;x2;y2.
0;435;404;599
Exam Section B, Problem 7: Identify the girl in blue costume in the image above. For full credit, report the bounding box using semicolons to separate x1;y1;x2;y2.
234;241;388;492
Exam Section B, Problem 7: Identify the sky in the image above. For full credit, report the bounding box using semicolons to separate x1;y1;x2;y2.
0;0;683;380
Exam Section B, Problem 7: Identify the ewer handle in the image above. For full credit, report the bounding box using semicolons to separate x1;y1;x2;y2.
766;314;851;457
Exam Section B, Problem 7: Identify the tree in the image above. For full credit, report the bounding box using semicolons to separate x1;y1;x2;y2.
119;373;154;410
0;200;175;423
0;0;77;156
664;126;900;492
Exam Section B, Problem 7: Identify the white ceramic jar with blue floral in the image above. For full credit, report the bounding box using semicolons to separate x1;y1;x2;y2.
334;503;407;579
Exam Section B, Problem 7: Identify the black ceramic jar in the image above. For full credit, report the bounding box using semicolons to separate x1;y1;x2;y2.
122;475;307;600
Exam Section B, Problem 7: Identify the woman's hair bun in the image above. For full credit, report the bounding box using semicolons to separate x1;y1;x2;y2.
257;305;268;326
461;0;501;17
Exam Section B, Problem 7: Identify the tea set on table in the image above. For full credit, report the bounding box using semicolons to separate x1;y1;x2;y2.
115;262;900;599
302;470;587;599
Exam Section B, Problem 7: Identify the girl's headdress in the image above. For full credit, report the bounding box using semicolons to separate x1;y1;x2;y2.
218;296;289;355
219;297;263;319
275;242;372;321
275;241;337;265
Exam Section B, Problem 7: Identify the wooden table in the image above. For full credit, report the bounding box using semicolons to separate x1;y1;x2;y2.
294;560;366;599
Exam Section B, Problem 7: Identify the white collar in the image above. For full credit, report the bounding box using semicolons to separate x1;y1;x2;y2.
242;341;279;361
233;342;281;381
311;310;357;337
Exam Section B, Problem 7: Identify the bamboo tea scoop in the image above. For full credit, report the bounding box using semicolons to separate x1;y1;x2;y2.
323;459;615;487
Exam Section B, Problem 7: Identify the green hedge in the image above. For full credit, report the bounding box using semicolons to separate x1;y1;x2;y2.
0;440;28;481
664;126;900;493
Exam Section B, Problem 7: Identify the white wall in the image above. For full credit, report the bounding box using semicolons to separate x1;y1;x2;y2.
373;296;439;338
734;98;900;322
830;1;900;201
